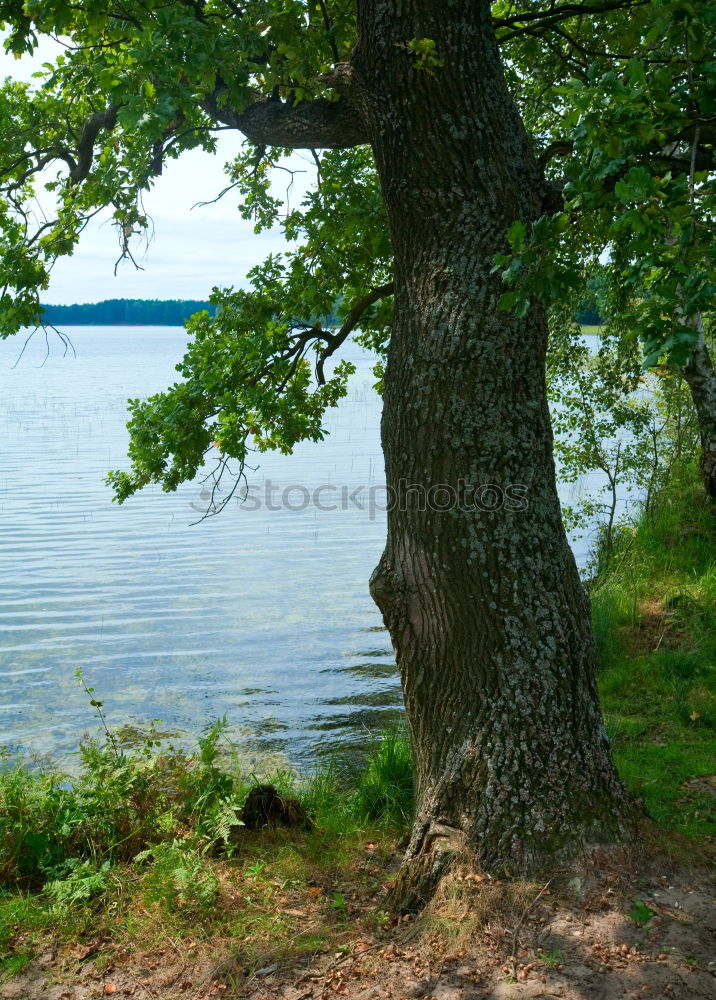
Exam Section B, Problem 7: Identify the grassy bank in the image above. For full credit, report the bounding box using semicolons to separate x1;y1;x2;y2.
1;465;714;986
591;462;716;839
0;721;414;983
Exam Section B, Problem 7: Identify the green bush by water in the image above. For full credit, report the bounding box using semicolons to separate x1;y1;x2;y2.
0;719;413;973
0;718;412;892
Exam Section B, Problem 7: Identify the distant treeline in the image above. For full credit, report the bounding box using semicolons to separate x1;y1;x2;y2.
40;299;217;326
39;297;603;328
576;305;603;326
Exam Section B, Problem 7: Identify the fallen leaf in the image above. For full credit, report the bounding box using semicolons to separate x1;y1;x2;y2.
286;909;306;917
73;940;101;961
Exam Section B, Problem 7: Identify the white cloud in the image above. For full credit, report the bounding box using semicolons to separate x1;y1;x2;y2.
44;142;293;303
2;38;315;305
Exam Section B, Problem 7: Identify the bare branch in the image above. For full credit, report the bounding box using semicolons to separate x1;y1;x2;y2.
316;281;394;384
191;179;242;209
309;148;323;187
316;0;340;63
11;322;76;369
190;451;254;523
493;0;649;39
69;106;119;183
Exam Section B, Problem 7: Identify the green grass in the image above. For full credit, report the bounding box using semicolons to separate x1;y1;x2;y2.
352;724;413;825
538;949;566;966
592;462;716;837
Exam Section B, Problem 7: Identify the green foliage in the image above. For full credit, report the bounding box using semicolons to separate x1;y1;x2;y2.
0;891;55;966
135;840;220;913
548;307;699;566
0;709;247;886
0;759;73;884
44;859;113;910
104;144;393;506
0;953;32;979
0;721;415;983
0;0;395;510
105;277;358;503
404;37;444;74
296;727;414;835
298;760;354;836
494;212;581;319
497;0;716;369
0;710;415;893
629;900;654;926
538;949;565;966
0;788;402;984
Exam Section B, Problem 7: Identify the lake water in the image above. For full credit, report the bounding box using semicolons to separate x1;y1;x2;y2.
0;327;596;768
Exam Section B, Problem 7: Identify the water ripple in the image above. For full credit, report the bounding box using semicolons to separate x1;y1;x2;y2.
1;328;397;761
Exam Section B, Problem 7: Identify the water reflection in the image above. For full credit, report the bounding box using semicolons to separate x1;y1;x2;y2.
333;662;399;679
321;689;404;707
308;709;406;744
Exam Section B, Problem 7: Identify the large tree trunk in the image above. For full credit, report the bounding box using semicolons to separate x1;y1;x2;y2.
683;316;716;501
353;0;634;909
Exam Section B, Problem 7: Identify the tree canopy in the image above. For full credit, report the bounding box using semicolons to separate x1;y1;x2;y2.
503;0;716;500
4;0;708;894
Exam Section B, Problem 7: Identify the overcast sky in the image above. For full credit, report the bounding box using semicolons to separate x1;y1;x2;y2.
1;38;308;305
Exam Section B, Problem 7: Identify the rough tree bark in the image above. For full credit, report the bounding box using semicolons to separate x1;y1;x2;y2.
683;316;716;501
348;0;634;909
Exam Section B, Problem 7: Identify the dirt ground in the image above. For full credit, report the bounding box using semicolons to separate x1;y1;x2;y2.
3;850;714;1000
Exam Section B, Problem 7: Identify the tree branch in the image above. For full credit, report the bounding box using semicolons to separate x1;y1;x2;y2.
202;91;369;149
316;281;394;384
493;0;648;39
540;140;574;167
316;0;340;63
654;146;714;174
539;136;714;213
69;106;119;183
